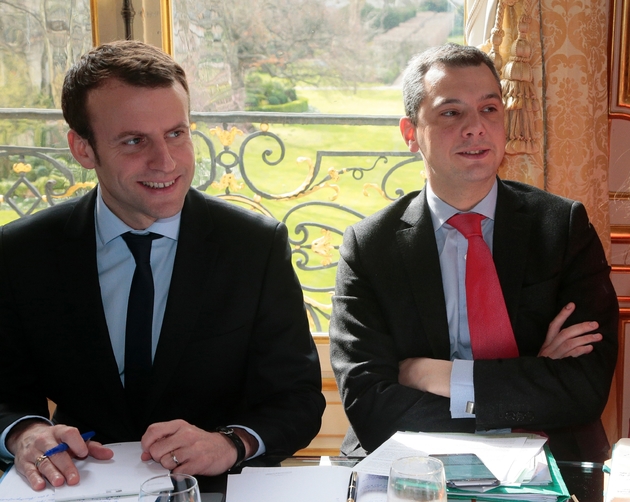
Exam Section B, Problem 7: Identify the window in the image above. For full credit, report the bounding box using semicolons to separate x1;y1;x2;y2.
0;0;464;333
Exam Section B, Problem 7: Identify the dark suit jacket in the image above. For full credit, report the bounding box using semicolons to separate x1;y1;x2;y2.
330;179;618;462
0;188;324;459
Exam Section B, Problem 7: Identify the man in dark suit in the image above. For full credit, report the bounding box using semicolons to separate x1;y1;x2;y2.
0;40;325;490
330;43;618;462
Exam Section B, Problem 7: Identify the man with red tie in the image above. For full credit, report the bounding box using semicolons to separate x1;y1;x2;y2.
330;43;618;462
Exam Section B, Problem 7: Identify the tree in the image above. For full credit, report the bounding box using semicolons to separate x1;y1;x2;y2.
172;0;369;111
0;0;92;109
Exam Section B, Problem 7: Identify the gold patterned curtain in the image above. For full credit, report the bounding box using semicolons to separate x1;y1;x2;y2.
465;0;610;255
465;0;617;445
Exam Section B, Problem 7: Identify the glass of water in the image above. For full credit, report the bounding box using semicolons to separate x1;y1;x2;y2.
139;473;201;502
387;456;446;502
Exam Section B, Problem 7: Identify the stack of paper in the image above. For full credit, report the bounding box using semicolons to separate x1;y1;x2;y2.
605;438;630;502
352;431;570;502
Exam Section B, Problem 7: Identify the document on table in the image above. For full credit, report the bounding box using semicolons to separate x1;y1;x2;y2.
226;432;556;502
353;431;548;486
0;466;54;502
0;441;168;502
605;438;630;502
226;466;388;502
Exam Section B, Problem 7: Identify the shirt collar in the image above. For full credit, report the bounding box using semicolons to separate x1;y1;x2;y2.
95;186;181;245
426;178;498;232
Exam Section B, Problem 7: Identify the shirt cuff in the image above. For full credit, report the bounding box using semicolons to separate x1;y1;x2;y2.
228;425;266;459
0;416;52;461
450;359;476;419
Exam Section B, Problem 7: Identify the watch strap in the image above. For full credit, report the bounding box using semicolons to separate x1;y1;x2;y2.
216;426;246;468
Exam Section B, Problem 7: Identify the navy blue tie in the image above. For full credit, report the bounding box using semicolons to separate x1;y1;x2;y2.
122;232;162;419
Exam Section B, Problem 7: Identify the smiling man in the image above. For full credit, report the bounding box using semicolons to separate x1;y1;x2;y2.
330;43;618;462
0;40;324;490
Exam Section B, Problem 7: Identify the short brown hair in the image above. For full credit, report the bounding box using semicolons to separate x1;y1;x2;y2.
402;43;501;126
61;40;189;148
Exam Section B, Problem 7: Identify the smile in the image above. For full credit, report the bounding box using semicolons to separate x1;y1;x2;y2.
142;180;176;189
461;150;485;155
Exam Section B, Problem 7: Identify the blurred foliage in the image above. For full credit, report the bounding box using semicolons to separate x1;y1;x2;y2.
419;0;450;12
361;4;418;31
245;73;299;108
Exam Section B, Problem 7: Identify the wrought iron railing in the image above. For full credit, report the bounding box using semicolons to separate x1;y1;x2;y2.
0;108;424;333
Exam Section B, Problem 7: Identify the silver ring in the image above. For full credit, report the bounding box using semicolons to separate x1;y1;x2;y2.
35;454;48;469
171;452;180;466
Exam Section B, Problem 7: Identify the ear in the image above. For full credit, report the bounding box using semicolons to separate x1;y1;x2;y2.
67;130;98;170
399;117;419;153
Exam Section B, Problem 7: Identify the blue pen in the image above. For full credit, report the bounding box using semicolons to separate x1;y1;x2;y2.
44;431;96;457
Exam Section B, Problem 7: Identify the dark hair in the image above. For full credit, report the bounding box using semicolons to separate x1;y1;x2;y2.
61;40;189;148
402;43;502;125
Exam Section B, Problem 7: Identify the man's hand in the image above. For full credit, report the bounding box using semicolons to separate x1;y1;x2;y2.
7;421;113;491
398;358;452;397
538;302;603;359
140;420;258;476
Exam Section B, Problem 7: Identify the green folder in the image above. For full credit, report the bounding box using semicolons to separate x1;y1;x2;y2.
445;445;570;502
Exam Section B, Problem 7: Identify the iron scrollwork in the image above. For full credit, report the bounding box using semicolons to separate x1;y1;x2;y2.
191;122;421;332
0;110;423;332
0;145;95;217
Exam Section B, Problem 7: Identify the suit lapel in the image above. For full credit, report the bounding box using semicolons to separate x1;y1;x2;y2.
144;189;216;417
57;190;130;423
396;190;451;359
493;180;533;335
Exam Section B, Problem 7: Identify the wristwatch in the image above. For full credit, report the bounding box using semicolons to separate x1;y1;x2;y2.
216;426;246;468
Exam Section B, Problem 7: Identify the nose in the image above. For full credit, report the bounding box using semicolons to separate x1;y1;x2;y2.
149;139;176;172
462;112;486;137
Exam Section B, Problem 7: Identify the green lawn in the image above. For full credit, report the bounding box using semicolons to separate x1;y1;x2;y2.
300;87;405;115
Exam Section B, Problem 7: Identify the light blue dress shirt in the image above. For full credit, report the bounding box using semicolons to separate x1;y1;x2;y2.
95;189;178;379
425;180;498;419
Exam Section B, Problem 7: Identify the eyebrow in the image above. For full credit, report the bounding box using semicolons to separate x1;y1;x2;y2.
112;122;190;142
112;130;144;142
435;93;502;107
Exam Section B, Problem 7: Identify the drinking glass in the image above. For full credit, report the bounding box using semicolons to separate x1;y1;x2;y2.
138;473;201;502
387;456;446;502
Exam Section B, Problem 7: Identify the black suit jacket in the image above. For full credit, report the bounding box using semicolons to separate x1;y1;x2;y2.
330;179;618;462
0;188;324;458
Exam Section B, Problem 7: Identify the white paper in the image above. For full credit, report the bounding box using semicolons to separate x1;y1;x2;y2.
605;438;630;502
353;431;547;485
54;442;168;501
226;464;388;502
356;474;388;502
226;465;353;502
0;442;168;502
0;466;55;502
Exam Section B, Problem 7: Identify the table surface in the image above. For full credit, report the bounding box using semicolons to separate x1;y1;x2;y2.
197;456;606;502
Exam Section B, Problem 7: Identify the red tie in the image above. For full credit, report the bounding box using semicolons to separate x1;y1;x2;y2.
447;213;519;360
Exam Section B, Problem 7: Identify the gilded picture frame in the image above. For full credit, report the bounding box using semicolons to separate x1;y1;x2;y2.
89;0;172;53
611;0;630;118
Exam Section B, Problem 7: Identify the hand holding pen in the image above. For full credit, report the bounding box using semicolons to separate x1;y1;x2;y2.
35;430;96;466
7;422;113;491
